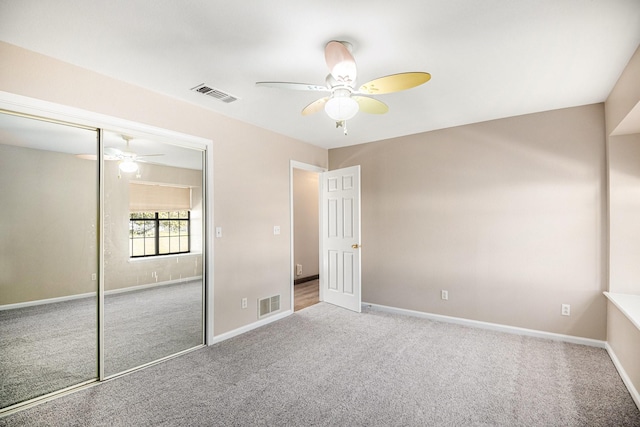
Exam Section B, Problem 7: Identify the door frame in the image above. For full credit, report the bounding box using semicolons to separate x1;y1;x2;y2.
289;160;327;310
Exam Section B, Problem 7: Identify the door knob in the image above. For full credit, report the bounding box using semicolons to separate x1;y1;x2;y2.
352;244;361;249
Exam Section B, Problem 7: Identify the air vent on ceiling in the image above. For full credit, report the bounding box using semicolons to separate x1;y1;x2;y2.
258;295;281;318
190;83;239;103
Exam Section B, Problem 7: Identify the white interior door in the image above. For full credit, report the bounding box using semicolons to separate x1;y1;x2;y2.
321;165;361;312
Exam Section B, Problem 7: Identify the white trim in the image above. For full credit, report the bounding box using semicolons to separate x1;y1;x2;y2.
205;140;214;345
289;160;327;312
606;342;640;410
0;277;203;311
0;292;94;311
604;292;640;331
209;309;293;345
364;302;606;348
128;252;202;263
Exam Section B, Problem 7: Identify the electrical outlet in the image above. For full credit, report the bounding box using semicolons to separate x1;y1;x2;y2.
561;304;570;316
215;227;222;238
273;225;281;235
241;298;248;309
91;273;97;281
441;290;448;300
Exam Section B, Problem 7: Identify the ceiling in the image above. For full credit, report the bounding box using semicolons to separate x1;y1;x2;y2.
1;1;639;149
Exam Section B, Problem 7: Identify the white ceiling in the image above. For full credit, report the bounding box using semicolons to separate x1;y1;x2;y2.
1;1;639;149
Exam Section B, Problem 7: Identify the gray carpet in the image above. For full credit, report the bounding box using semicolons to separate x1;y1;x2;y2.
0;280;202;408
1;302;639;426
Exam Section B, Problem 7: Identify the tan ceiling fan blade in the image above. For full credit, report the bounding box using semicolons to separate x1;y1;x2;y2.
358;72;431;95
256;81;329;92
325;41;357;84
302;97;329;116
353;96;389;114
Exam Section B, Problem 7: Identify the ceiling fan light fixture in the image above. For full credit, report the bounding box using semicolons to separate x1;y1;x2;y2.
325;90;359;121
119;159;138;173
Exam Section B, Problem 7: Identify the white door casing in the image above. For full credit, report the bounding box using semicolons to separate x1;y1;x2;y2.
321;165;361;312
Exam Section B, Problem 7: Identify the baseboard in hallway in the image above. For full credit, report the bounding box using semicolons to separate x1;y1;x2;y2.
294;275;319;285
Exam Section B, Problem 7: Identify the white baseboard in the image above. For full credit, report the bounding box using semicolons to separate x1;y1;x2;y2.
209;309;293;345
0;276;203;311
363;302;606;348
105;276;202;296
606;343;640;411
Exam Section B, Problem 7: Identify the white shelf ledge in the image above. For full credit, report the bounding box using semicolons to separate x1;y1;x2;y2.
604;292;640;331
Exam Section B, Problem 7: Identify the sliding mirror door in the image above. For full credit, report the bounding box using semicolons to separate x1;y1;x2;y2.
0;112;99;408
102;131;204;376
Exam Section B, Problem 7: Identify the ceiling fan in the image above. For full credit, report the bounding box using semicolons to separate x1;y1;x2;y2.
256;40;431;133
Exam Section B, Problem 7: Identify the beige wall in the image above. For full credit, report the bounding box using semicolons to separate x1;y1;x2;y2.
606;44;640;296
605;45;640;136
0;144;98;304
293;168;319;279
609;133;640;295
0;41;328;335
330;104;607;340
604;44;640;402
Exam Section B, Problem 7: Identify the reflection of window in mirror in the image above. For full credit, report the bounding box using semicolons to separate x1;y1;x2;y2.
129;182;192;258
130;211;191;257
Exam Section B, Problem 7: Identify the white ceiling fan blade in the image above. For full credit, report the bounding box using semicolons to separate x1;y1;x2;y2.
104;147;123;157
353;96;389;114
325;41;357;85
358;72;431;95
302;97;329;116
256;81;330;92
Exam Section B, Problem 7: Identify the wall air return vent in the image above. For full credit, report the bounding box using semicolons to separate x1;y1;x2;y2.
190;84;239;103
258;295;281;318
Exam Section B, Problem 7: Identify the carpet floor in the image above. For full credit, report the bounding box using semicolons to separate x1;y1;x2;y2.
1;302;639;426
0;280;203;409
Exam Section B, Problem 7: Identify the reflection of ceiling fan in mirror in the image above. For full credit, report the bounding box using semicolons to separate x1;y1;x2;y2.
76;135;164;178
256;40;431;134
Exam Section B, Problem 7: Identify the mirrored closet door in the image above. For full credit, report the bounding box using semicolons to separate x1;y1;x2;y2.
0;112;206;412
0;112;99;408
102;131;204;376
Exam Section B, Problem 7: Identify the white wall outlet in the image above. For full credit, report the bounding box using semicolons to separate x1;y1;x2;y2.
241;298;248;309
273;225;281;235
215;227;222;238
441;290;448;300
296;264;303;276
561;304;571;316
91;273;97;281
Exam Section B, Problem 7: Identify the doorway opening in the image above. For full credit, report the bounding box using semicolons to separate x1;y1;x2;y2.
290;161;325;311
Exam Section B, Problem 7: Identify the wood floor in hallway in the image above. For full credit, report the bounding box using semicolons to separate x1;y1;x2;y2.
294;279;319;311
